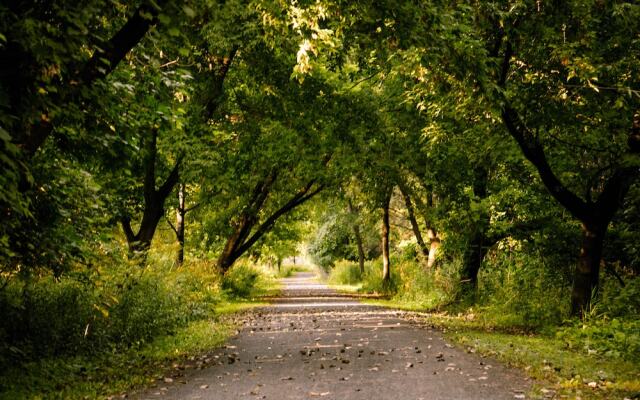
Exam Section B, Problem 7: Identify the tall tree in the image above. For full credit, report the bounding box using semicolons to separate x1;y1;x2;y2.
487;3;640;315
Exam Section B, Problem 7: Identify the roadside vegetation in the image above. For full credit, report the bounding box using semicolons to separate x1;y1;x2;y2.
1;1;639;399
0;234;278;399
321;253;639;399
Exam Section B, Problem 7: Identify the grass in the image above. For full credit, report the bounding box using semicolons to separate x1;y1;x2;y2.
447;328;640;400
359;297;640;400
0;298;269;400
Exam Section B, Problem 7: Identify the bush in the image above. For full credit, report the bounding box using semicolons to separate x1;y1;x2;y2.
476;248;569;329
359;259;398;294
598;274;640;318
0;278;99;357
327;261;362;285
392;258;459;310
0;258;226;367
221;262;262;298
553;276;640;363
556;317;640;362
107;275;185;346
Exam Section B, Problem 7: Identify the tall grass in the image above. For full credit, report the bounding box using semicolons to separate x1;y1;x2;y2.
0;255;272;371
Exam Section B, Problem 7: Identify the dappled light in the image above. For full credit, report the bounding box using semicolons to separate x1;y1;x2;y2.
1;1;639;399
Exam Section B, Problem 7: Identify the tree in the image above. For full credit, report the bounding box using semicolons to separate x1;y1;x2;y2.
485;2;640;315
347;199;366;274
166;183;200;267
120;128;181;257
1;1;173;158
398;181;430;264
380;188;392;284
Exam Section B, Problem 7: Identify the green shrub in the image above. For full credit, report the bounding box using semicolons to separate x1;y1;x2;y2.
0;258;227;367
221;262;262;298
392;258;459;310
0;278;99;357
359;259;398;294
598;275;640;318
556;317;640;362
553;276;640;363
327;261;362;285
107;275;185;346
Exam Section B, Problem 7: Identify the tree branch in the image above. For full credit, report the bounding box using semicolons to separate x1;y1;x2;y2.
501;106;591;222
143;128;158;203
165;213;178;236
234;182;323;258
398;182;429;258
202;47;238;119
158;157;182;200
121;216;136;243
81;2;165;84
184;203;200;213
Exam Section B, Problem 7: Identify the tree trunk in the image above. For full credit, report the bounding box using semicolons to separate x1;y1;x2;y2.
354;224;366;274
460;232;488;297
175;183;186;267
347;199;365;274
407;185;441;268
381;193;392;283
121;129;181;261
399;186;430;262
459;167;489;296
216;174;322;274
571;222;606;316
216;223;245;273
426;228;440;268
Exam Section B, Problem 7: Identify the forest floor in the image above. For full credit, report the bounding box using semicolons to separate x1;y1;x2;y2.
131;272;531;400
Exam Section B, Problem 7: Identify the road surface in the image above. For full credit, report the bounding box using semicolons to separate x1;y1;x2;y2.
135;272;531;399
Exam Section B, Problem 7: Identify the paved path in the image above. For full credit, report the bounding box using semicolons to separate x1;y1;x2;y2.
136;272;531;399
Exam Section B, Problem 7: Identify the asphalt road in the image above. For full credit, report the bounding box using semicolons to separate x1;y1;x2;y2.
135;272;531;400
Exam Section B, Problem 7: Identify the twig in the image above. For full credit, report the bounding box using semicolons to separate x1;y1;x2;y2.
159;59;179;68
347;71;382;91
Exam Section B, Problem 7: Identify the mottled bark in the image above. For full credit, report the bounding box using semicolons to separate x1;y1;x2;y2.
426;228;440;268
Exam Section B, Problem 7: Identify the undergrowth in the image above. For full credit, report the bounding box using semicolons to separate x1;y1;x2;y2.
0;253;275;399
327;251;640;399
